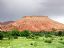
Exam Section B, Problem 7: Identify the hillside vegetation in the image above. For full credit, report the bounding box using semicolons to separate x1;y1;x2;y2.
0;29;64;48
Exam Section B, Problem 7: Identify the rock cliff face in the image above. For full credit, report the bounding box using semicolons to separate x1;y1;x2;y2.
12;16;64;31
0;16;64;32
0;21;15;31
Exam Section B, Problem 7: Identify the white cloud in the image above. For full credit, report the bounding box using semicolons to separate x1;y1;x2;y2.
50;16;64;23
0;0;64;23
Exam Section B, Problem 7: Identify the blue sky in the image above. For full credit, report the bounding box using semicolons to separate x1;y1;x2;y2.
0;0;64;23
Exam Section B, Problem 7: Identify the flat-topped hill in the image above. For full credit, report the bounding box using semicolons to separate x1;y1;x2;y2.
0;16;64;31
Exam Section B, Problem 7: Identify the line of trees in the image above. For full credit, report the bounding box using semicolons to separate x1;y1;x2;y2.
0;29;64;40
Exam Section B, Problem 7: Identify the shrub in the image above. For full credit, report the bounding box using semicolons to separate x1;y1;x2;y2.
11;29;20;39
30;43;33;45
26;34;34;39
11;29;20;36
34;42;38;47
30;42;37;47
44;32;52;38
44;39;52;43
57;31;63;36
14;36;18;39
59;38;63;40
35;36;39;39
59;41;64;44
20;30;31;37
0;32;4;40
7;32;14;40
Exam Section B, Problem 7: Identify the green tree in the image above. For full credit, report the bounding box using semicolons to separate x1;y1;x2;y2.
57;31;62;36
11;29;20;39
0;31;4;40
20;30;31;37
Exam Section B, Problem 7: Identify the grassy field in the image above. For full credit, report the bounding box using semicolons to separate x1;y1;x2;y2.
0;36;64;48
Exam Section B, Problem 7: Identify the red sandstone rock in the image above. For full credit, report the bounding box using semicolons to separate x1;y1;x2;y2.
0;16;64;32
12;16;64;31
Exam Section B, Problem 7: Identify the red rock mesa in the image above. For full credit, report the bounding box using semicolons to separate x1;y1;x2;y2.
0;16;64;32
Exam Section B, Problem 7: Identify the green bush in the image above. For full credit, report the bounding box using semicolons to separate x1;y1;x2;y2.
34;42;38;47
14;36;18;39
0;29;64;40
0;32;4;40
10;29;20;39
45;34;52;38
11;29;20;36
30;42;38;47
35;36;39;39
59;41;64;44
26;34;34;39
30;43;33;45
60;38;63;40
44;39;52;43
7;32;14;40
20;30;31;37
57;31;63;36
